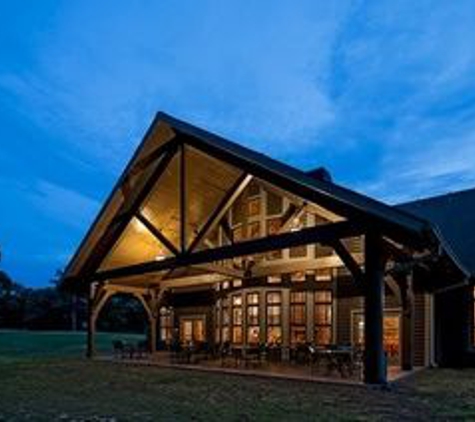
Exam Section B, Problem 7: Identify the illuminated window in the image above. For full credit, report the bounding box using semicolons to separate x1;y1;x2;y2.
221;297;230;342
316;268;332;282
315;243;334;258
315;290;333;346
291;271;306;283
159;307;173;344
290;292;306;345
215;299;221;343
267;275;282;284
247;221;261;239
266;190;283;215
247;292;260;345
232;295;243;344
247;197;261;217
232;225;244;242
266;292;282;344
266;218;283;259
232;279;242;288
289;212;308;257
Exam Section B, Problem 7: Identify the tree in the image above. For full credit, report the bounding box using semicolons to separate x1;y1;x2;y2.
0;247;13;298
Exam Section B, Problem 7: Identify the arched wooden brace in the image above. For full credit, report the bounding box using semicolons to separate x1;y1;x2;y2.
87;283;114;358
86;284;166;358
392;271;415;371
133;289;166;354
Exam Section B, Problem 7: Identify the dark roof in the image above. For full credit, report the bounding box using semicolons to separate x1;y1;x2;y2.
62;112;437;286
159;112;432;244
397;188;475;276
306;167;333;183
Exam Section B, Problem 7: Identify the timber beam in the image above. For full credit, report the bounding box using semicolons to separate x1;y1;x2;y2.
189;173;253;253
328;239;364;289
93;220;362;281
80;141;179;278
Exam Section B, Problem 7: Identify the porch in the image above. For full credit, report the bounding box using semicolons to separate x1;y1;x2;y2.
63;114;442;385
98;349;414;385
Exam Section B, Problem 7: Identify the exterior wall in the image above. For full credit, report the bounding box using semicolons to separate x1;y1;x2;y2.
434;285;472;367
158;272;437;368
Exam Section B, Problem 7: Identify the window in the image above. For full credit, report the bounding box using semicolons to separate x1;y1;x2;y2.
247;197;261;217
289;213;308;257
247;293;260;345
215;300;221;342
232;279;242;288
159;307;173;344
232;225;244;242
315;243;334;258
247;221;261;239
291;271;306;283
315;290;333;345
316;268;332;282
266;218;283;259
221;297;230;342
232;295;243;344
267;275;282;284
266;190;283;215
247;181;260;197
232;197;245;225
290;292;306;345
266;292;282;344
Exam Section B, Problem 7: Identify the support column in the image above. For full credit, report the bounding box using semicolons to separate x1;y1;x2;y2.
400;273;414;371
86;282;98;359
135;291;160;355
149;315;157;354
364;232;387;384
87;283;113;359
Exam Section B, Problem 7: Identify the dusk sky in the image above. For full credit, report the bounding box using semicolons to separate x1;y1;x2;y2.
1;1;475;287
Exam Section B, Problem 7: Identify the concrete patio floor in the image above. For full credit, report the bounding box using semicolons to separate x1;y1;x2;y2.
96;351;419;385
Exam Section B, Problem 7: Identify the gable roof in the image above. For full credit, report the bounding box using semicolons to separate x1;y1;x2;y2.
158;113;432;239
398;187;475;277
63;112;436;285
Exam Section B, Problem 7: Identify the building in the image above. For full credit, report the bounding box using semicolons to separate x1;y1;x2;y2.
62;112;475;384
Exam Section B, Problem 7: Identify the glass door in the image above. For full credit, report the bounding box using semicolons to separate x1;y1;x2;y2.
180;316;205;344
352;310;401;366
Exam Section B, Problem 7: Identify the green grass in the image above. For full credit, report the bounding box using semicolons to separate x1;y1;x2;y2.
1;330;475;421
0;330;143;363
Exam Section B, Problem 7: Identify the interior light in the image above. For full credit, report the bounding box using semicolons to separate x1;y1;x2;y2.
134;219;147;233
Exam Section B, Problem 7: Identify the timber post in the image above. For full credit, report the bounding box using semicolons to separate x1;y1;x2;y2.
400;272;414;371
86;282;98;359
86;282;113;359
364;232;387;384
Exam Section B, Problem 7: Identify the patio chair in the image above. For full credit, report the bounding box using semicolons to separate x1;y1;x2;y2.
135;340;148;359
219;341;232;367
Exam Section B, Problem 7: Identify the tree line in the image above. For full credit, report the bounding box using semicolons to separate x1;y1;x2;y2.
0;249;146;333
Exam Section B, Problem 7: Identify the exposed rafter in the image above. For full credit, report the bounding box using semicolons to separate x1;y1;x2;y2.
329;239;364;288
92;220;362;281
194;263;245;278
80;141;179;278
135;212;180;256
179;142;187;253
188;173;253;253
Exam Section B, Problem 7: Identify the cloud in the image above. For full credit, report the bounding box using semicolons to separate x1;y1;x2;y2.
323;0;475;201
27;180;100;230
0;1;355;170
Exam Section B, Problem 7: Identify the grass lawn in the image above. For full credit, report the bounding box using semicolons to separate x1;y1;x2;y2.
1;330;475;420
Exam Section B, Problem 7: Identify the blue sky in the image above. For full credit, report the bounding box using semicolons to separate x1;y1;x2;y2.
1;1;475;287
